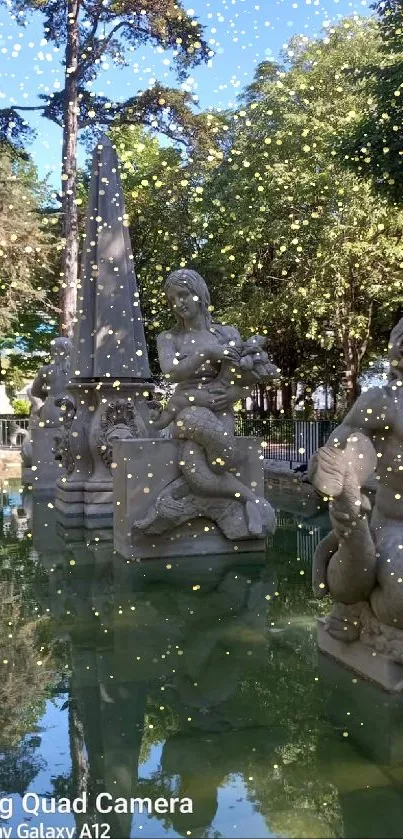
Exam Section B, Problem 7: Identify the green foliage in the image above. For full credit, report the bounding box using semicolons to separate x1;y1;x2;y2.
0;524;57;749
187;18;403;404
12;398;30;415
340;1;403;201
0;152;57;338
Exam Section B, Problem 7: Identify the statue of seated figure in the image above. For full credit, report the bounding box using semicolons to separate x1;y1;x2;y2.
308;318;403;662
133;269;279;542
30;337;72;427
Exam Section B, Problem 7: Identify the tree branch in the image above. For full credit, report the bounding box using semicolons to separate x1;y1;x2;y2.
10;105;46;113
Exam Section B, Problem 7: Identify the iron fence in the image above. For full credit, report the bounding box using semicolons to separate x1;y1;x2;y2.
0;415;29;448
234;414;338;464
0;411;337;463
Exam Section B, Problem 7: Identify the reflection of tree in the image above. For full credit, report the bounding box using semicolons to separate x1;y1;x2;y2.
0;525;66;797
0;587;52;747
0;739;43;795
240;649;343;838
139;701;180;765
235;551;343;838
17;528;344;839
129;556;343;839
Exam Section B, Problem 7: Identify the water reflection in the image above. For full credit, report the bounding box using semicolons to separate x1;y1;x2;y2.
0;488;402;838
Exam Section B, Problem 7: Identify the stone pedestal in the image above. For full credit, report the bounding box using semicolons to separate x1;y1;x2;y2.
54;381;152;527
318;650;403;766
28;427;65;490
317;617;403;692
113;437;268;559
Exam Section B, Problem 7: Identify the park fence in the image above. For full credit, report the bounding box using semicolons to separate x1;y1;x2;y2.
0;412;337;465
0;415;29;448
234;414;338;465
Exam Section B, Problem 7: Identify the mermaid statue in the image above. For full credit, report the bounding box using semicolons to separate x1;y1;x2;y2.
133;269;278;541
308;317;403;667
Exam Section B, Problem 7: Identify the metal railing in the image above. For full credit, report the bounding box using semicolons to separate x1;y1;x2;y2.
0;411;337;464
0;415;29;448
234;414;338;464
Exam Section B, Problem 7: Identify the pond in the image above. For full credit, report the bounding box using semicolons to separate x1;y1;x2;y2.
0;480;403;839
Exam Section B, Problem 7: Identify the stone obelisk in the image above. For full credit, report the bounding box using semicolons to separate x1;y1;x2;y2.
55;136;154;525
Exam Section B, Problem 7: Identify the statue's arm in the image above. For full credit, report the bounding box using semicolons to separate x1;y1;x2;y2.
312;530;338;598
30;367;48;401
328;388;394;448
157;332;211;383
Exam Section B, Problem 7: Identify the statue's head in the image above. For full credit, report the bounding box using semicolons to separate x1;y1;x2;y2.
51;336;73;359
50;337;72;372
164;269;212;328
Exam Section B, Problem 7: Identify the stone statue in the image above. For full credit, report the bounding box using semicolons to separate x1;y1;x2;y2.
30;337;72;426
308;317;403;664
20;386;43;468
133;269;278;541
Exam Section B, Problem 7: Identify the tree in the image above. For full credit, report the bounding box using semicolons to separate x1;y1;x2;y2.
340;1;403;202
0;0;211;336
0;152;57;346
192;19;403;410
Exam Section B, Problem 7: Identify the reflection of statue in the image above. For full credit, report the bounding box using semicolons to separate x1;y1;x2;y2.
30;337;72;426
309;318;403;662
133;269;277;541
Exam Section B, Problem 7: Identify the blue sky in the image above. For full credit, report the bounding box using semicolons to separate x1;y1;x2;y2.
0;0;371;186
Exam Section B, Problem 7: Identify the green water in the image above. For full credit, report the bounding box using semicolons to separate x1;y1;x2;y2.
1;483;403;839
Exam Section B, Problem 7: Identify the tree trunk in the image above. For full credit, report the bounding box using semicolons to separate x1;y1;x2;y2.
342;337;361;413
60;0;80;338
281;381;293;418
331;377;340;419
266;387;277;416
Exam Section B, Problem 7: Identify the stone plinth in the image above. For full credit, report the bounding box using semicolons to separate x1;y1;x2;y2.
54;381;152;527
29;427;64;490
113;437;268;559
318;649;403;766
317;617;403;693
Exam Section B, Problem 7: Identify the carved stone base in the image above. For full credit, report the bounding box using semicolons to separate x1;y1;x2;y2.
113;437;273;559
29;427;65;490
317;617;403;692
54;479;114;528
53;380;154;528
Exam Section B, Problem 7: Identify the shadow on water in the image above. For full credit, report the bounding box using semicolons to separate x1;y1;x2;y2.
0;482;403;837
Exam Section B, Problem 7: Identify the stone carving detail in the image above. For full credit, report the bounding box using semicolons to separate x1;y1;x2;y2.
20;389;42;467
98;399;147;469
30;337;73;426
53;396;76;474
20;338;72;473
133;268;277;542
308;317;403;662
